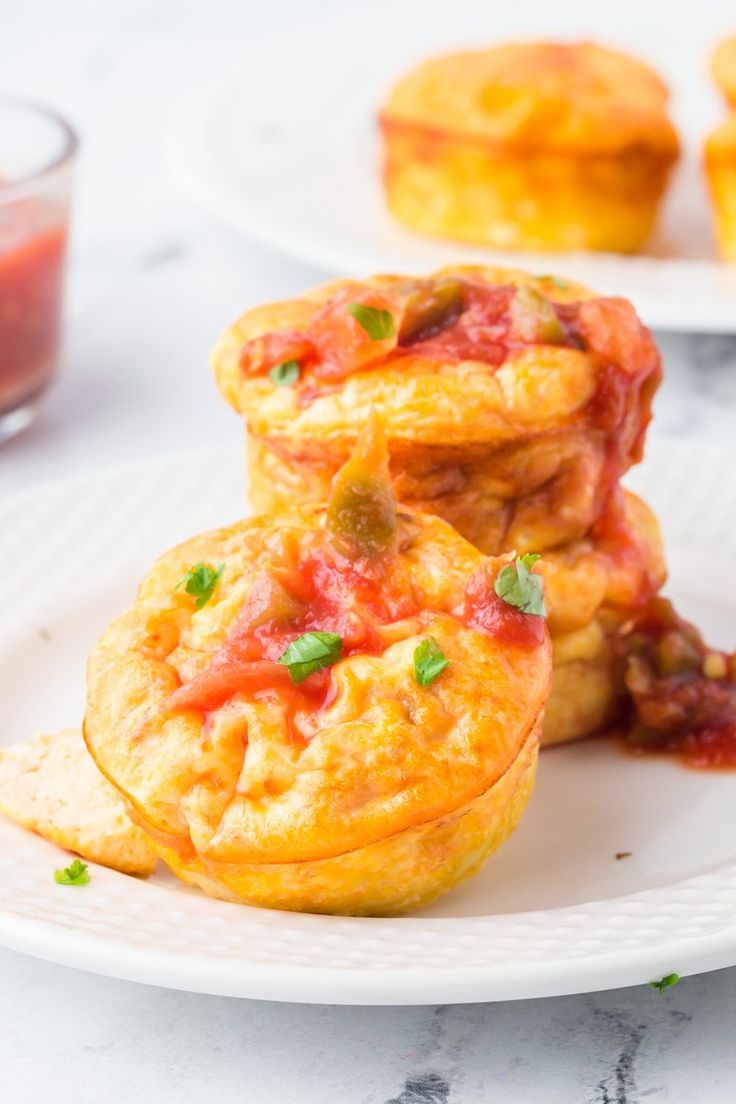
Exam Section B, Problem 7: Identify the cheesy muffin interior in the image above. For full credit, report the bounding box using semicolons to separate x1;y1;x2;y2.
212;266;661;556
379;42;679;252
84;436;551;914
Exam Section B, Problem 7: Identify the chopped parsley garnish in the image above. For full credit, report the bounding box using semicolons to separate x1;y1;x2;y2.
494;554;546;616
347;303;395;340
649;973;680;994
175;562;224;610
54;858;90;886
269;360;300;386
278;631;343;684
413;637;450;687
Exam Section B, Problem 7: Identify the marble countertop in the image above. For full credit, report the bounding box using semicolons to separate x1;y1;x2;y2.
2;2;736;1101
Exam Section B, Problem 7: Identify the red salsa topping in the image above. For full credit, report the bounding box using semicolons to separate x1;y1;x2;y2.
590;487;661;609
237;277;661;510
240;278;658;389
168;545;417;719
169;543;548;725
463;562;547;650
620;598;736;770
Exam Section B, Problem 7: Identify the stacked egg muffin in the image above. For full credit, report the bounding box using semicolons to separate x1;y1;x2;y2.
212;265;667;747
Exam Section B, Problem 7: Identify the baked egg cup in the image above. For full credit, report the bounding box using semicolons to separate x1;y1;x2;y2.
212;265;661;558
379;42;679;253
84;435;551;915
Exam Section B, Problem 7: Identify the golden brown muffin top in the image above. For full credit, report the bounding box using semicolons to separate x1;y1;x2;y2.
710;35;736;106
380;41;679;155
84;445;550;866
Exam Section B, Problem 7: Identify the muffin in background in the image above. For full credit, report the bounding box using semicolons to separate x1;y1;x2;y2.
379;41;680;254
710;35;736;109
704;116;736;261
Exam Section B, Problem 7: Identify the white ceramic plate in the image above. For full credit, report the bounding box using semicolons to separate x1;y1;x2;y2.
1;437;735;1004
175;0;736;333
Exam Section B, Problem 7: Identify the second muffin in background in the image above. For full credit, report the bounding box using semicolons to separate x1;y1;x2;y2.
379;41;680;254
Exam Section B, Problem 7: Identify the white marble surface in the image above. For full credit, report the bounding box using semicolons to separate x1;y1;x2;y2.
2;2;736;1101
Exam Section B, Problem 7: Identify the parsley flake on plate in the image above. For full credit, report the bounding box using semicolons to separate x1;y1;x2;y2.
54;858;90;886
269;359;300;386
649;973;681;994
278;631;343;685
494;554;546;616
413;637;450;687
347;303;395;341
175;562;224;610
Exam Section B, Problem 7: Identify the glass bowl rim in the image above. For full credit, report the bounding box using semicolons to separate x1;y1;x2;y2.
0;95;78;197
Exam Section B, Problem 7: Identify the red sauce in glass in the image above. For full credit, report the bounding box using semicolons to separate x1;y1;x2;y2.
0;220;67;414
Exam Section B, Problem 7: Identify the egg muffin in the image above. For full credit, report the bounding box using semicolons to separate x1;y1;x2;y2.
704;116;736;261
212;266;661;557
710;36;736;109
84;436;551;915
539;488;666;746
379;42;680;253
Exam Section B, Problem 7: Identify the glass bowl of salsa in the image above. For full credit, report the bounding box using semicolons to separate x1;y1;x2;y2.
0;98;77;442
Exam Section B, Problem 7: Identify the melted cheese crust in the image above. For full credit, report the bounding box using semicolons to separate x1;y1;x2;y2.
84;506;550;913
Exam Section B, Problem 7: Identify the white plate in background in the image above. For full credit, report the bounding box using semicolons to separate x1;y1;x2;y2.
1;437;736;1003
175;0;736;333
